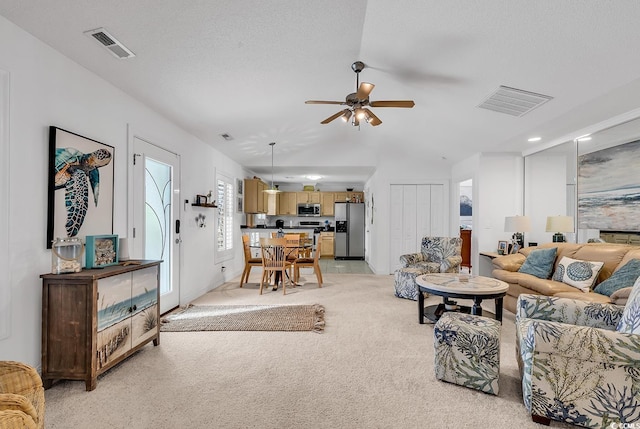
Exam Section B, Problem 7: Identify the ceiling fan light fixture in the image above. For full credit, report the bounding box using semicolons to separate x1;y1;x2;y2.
340;109;352;122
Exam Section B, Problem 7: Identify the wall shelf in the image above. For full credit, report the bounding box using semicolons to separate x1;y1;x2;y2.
191;203;218;208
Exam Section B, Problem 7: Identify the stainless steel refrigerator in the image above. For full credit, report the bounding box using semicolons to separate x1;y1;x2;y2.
334;202;365;260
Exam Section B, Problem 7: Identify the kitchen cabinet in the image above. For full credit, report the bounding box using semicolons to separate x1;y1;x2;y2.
321;192;335;216
335;191;364;203
267;193;279;215
277;192;298;215
244;178;268;213
40;261;161;391
320;231;334;258
296;191;320;204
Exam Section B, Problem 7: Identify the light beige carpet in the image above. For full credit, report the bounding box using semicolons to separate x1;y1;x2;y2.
43;272;572;428
160;304;325;333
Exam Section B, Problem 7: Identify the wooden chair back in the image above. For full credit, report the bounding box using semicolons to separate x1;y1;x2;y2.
284;234;300;260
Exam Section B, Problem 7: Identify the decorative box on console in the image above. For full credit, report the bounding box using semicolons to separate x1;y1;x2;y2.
85;234;119;268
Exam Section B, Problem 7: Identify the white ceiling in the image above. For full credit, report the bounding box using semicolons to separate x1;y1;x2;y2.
3;1;640;186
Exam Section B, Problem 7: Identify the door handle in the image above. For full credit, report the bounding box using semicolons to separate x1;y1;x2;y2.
175;219;181;234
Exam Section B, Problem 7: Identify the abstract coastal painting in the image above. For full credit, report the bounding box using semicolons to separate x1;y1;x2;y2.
47;127;115;248
578;139;640;231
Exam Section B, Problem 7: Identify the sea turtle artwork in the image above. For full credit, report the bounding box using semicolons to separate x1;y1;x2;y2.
54;147;113;237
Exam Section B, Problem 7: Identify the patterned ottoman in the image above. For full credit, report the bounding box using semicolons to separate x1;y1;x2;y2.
394;268;428;300
433;312;501;395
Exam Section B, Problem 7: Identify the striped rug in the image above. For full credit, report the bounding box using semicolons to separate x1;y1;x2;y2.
160;304;325;333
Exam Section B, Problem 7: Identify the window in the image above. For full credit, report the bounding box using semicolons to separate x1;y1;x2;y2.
216;174;234;261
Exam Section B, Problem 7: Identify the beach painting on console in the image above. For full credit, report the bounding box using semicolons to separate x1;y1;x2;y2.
578;139;640;231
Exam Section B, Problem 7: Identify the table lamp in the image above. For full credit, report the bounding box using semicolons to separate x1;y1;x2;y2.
504;215;531;247
546;215;574;242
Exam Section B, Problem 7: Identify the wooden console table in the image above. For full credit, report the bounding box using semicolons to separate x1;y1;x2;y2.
41;260;161;391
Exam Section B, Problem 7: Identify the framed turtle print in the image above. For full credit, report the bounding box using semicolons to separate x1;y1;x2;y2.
47;126;115;249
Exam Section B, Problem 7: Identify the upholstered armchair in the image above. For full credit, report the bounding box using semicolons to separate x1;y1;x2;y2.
0;361;45;429
399;237;462;273
515;290;640;427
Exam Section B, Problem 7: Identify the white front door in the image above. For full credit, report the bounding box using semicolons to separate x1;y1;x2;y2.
132;137;181;314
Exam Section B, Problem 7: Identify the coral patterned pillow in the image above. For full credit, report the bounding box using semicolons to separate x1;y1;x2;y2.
551;256;604;292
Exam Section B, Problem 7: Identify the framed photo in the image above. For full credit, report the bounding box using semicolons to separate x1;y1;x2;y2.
85;234;119;268
196;194;208;205
511;243;521;254
237;196;243;213
497;240;508;255
236;178;243;196
47;127;114;249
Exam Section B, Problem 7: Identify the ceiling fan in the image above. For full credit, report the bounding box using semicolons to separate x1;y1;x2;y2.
305;61;415;127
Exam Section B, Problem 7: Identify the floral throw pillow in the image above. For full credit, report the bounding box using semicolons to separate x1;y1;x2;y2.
551;256;604;292
617;276;640;335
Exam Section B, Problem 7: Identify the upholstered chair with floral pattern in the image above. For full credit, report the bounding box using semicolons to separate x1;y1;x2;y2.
394;237;463;300
515;280;640;427
399;237;463;273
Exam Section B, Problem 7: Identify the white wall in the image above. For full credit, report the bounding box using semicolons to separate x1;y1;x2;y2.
365;152;451;275
524;154;568;245
452;153;523;272
0;16;247;366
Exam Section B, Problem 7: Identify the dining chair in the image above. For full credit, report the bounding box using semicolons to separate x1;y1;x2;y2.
294;244;323;287
240;235;262;287
298;232;312;258
259;237;293;295
284;234;300;262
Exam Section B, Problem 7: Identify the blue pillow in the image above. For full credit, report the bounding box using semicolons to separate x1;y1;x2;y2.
518;247;557;279
594;259;640;296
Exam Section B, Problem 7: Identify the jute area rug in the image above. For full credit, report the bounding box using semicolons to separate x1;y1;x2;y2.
160;304;325;333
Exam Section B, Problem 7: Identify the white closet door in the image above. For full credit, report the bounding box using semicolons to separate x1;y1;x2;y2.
402;185;417;256
430;184;445;236
389;185;405;273
416;185;432;249
389;183;447;274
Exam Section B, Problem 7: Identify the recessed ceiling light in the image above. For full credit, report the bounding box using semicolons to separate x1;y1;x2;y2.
527;137;542;142
305;175;322;181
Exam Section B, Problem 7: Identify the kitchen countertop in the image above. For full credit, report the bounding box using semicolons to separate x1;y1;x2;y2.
241;225;334;231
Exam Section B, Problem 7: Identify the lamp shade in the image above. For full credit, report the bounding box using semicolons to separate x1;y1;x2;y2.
546;216;574;233
504;215;531;232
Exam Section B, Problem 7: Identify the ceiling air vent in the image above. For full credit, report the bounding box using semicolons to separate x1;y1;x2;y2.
83;27;135;59
478;86;552;117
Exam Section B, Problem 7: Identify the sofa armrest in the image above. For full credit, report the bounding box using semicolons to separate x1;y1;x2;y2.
0;393;38;425
491;253;526;272
529;320;640;365
0;410;38;429
399;252;425;268
610;286;633;306
516;294;624;329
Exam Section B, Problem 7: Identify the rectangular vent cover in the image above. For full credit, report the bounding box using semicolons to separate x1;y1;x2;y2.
84;27;135;59
478;86;552;117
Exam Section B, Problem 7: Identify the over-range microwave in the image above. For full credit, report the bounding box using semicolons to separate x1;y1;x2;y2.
297;203;321;217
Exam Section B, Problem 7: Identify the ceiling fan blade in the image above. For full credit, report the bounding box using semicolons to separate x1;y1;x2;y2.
305;100;345;105
363;108;382;126
370;100;415;108
356;82;375;100
320;110;347;124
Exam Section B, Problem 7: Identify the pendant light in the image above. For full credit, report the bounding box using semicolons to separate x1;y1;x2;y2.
264;142;280;194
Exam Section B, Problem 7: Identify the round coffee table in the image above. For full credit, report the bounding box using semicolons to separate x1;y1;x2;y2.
415;273;508;324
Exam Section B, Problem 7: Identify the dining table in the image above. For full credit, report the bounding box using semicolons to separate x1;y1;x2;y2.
250;242;314;290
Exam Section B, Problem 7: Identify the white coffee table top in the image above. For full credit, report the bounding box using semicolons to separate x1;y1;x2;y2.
416;273;508;295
